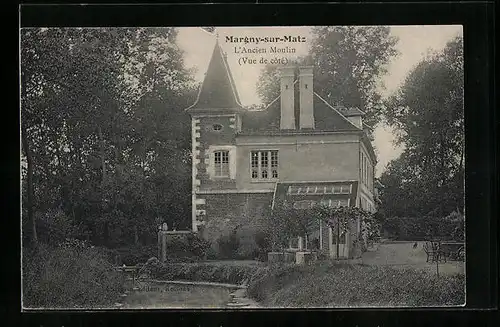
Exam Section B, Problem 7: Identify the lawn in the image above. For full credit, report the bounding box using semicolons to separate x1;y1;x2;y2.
247;261;465;307
360;241;465;276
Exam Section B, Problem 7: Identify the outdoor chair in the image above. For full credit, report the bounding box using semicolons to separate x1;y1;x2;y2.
423;241;447;263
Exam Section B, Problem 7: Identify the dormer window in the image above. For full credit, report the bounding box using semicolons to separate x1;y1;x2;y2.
212;124;223;131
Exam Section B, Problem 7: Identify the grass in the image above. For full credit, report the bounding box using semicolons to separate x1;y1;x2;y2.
247;261;465;307
22;243;125;309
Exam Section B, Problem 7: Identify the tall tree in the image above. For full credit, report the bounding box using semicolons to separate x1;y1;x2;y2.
21;28;196;247
256;26;399;127
381;36;464;218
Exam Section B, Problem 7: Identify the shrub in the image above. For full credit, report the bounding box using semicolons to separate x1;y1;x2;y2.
185;233;212;259
247;262;465;307
22;242;124;308
36;209;81;246
153;261;266;285
111;244;157;266
382;212;465;241
253;231;271;261
107;234;212;266
158;233;213;262
216;229;240;259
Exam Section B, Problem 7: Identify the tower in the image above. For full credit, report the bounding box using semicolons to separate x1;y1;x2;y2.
185;39;243;232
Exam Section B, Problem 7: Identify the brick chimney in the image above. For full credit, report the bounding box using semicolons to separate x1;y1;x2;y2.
298;66;314;129
279;66;295;130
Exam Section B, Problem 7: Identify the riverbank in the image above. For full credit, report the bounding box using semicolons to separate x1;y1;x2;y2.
118;279;260;309
246;261;465;307
146;246;465;308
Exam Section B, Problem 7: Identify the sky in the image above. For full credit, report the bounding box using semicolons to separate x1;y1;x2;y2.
176;25;463;177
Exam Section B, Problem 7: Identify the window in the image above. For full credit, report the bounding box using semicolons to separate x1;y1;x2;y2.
319;199;349;208
251;150;278;180
212;124;223;131
293;200;316;209
288;184;351;195
271;151;279;178
293;199;349;210
214;150;229;177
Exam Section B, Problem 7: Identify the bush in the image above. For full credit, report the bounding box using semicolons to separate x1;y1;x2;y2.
110;244;157;266
216;230;240;259
23;242;124;308
253;231;271;262
158;233;213;262
247;262;465;307
36;209;81;246
153;261;266;285
382;213;465;241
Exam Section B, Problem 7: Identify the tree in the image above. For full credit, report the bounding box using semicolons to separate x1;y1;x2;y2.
269;203;378;257
21;28;196;248
381;36;464;219
257;26;399;127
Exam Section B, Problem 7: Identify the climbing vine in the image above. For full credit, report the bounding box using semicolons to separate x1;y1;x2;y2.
269;202;380;251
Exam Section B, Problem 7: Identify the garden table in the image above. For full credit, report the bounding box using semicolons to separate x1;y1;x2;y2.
440;242;465;261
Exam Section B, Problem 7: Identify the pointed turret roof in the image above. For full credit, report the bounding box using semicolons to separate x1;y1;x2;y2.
186;40;242;113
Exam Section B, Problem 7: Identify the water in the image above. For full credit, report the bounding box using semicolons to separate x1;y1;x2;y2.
120;280;234;309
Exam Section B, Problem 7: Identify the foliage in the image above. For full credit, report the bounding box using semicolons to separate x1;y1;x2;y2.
108;244;157;266
153;261;267;285
22;243;124;308
256;26;399;127
185;233;213;259
21;28;196;247
253;231;272;261
381;211;465;241
269;202;314;250
269;203;378;251
247;261;465;307
164;233;213;261
35;208;83;246
216;229;241;259
381;36;464;219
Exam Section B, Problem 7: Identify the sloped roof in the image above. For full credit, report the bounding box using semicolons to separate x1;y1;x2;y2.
272;181;359;211
240;89;362;134
186;40;242;112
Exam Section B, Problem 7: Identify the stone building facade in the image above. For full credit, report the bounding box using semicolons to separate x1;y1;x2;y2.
185;40;377;258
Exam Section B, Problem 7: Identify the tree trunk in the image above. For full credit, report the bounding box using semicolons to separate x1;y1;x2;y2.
336;220;340;259
134;225;139;245
22;123;37;246
98;126;107;244
98;126;106;183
